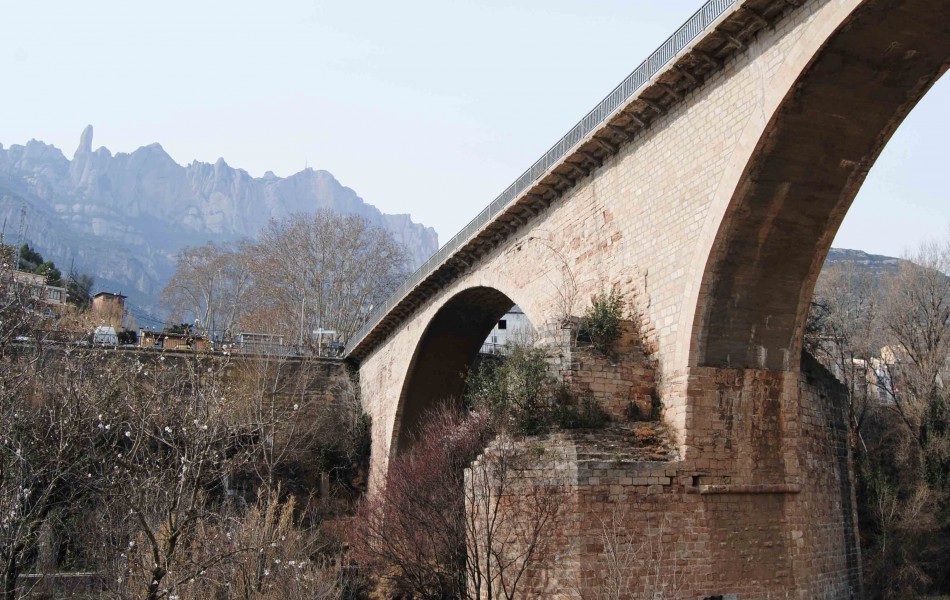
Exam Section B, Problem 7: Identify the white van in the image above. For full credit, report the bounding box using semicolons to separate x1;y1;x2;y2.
93;326;118;346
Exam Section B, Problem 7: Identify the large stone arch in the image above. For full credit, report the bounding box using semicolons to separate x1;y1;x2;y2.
389;285;534;456
685;0;949;372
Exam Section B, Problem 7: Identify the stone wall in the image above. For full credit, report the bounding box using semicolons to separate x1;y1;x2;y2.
560;319;658;422
466;355;861;599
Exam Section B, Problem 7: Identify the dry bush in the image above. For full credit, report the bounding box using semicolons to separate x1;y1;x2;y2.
464;437;565;600
350;406;492;599
351;406;566;600
578;505;683;600
187;491;341;600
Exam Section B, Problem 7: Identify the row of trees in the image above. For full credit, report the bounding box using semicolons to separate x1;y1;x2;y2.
806;234;950;599
0;286;369;599
162;210;409;348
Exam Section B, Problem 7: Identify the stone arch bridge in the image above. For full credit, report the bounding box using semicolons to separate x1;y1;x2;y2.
345;0;949;596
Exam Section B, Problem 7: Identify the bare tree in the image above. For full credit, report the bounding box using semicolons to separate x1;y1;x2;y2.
247;210;408;345
162;242;254;342
70;351;358;600
163;211;408;348
807;261;884;449
228;353;368;502
350;405;566;600
0;344;102;599
879;237;950;446
351;407;491;599
88;354;263;600
0;264;357;599
807;233;950;599
0;265;108;599
463;437;565;600
229;352;323;496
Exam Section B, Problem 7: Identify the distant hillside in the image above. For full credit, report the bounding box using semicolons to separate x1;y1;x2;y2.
823;248;903;276
0;126;439;315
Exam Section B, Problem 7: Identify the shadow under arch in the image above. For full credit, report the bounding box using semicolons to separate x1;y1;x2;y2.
390;286;525;455
691;0;949;371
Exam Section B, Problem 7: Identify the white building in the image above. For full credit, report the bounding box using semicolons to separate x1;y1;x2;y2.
480;306;534;355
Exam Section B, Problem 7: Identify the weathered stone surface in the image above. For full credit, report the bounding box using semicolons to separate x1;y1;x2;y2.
359;0;948;481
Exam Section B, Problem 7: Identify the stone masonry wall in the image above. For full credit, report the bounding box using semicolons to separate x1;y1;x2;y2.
560;319;659;422
346;0;940;592
466;355;860;599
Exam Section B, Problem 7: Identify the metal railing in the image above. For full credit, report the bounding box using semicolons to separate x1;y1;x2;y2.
346;0;738;356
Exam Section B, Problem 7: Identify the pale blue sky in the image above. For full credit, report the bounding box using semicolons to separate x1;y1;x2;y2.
1;1;946;258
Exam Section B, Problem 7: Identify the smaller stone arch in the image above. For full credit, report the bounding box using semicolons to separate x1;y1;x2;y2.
390;286;532;455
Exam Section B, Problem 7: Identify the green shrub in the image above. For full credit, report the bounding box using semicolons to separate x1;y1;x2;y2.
465;345;558;435
465;345;607;435
555;390;609;430
578;290;625;355
625;401;642;421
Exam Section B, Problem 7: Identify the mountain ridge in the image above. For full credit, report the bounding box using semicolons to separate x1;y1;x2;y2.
0;126;439;313
824;247;902;272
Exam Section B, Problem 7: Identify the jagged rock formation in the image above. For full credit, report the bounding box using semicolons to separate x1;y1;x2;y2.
0;126;439;312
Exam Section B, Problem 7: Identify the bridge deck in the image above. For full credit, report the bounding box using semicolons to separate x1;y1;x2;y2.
345;0;796;363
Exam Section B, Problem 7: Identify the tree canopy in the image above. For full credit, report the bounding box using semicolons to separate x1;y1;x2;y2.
163;210;409;347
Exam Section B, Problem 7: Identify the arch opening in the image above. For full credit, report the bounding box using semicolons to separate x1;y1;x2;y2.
392;286;534;454
692;0;949;371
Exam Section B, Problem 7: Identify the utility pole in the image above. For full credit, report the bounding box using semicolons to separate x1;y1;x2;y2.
299;296;305;353
12;204;26;270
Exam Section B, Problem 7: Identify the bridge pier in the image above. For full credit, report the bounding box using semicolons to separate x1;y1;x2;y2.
466;354;861;599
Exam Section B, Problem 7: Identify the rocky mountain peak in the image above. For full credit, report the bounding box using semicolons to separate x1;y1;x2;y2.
75;124;94;159
0;127;439;312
